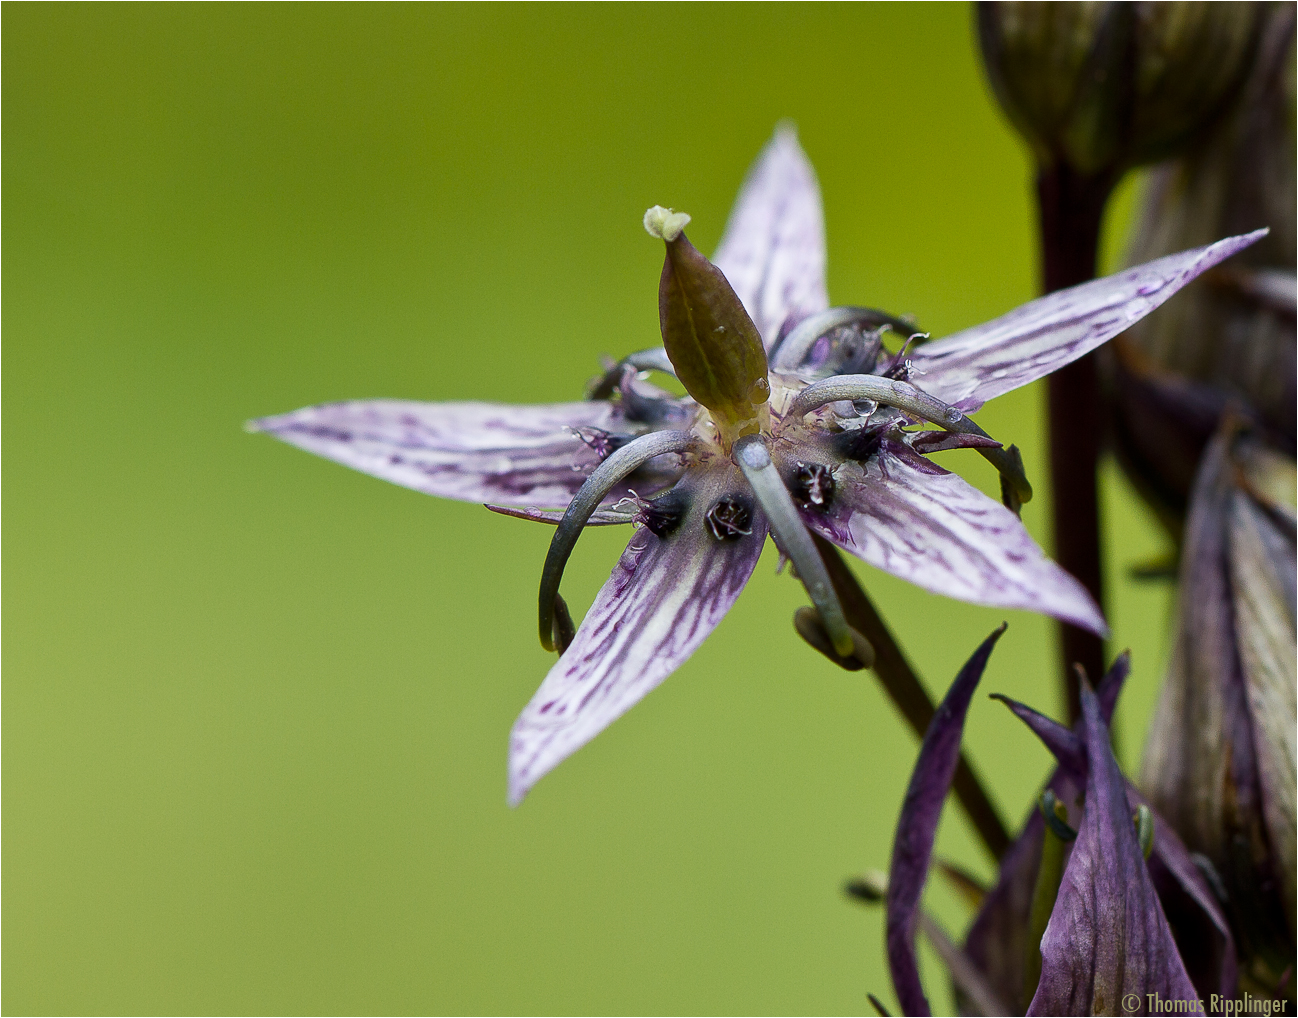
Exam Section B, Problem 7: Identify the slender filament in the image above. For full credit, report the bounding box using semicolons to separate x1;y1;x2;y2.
587;347;678;400
770;306;918;372
734;434;854;657
538;429;694;650
787;373;1033;505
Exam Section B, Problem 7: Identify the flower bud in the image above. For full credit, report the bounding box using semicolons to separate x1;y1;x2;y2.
1141;420;1296;985
645;207;769;445
977;2;1262;177
1116;5;1295;464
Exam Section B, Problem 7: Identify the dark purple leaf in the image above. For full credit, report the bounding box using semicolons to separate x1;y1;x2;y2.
1027;682;1197;1015
886;626;1006;1017
963;652;1128;1013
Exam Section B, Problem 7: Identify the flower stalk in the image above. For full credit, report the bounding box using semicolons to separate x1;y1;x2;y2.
1038;165;1112;721
814;533;1012;860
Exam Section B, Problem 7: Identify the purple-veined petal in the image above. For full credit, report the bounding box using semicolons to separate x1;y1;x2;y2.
251;398;680;508
886;627;1005;1018
1138;424;1294;957
1028;683;1198;1017
485;503;636;526
804;444;1107;635
1229;490;1298;929
911;231;1266;407
712;124;829;349
508;464;768;805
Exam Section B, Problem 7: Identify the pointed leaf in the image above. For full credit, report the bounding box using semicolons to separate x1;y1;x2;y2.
1028;684;1198;1016
991;695;1085;777
886;627;1005;1018
963;652;1131;1014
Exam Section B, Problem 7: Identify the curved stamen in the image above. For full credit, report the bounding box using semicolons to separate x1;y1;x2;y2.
770;306;919;371
587;348;677;400
787;374;1033;506
538;429;694;651
734;434;854;657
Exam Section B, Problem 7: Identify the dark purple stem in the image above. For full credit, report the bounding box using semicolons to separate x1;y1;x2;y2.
814;534;1011;861
1036;163;1117;722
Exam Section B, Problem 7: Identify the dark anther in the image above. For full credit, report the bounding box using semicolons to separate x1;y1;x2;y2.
705;496;752;541
577;428;631;461
881;334;927;380
836;325;884;376
791;461;835;509
640;490;689;538
833;423;889;462
619;366;689;426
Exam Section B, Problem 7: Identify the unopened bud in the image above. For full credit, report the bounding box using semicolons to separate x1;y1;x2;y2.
1141;421;1296;978
977;2;1262;177
1115;4;1295;479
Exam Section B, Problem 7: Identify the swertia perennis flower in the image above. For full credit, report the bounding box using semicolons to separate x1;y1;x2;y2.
251;126;1261;805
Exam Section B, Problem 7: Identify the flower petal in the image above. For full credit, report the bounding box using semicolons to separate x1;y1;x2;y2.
1229;484;1297;929
251;398;679;507
1138;425;1294;958
508;465;767;805
968;654;1235;1011
1135;787;1238;1005
1027;683;1198;1016
910;231;1267;407
712;124;829;349
886;627;1005;1018
961;799;1057;1015
804;445;1107;635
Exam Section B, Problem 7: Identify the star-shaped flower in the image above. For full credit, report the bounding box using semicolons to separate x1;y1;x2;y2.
252;126;1261;805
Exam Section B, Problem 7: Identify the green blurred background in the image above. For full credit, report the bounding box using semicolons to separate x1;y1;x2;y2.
5;5;1174;1014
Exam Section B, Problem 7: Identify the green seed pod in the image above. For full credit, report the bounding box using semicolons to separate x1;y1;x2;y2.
644;207;769;445
977;2;1263;177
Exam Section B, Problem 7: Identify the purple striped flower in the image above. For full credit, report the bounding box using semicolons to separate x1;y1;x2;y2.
251;126;1263;805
